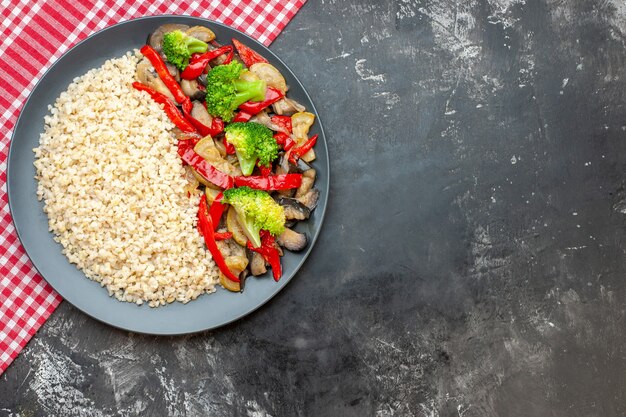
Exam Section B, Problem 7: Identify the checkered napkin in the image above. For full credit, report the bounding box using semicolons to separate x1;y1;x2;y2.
0;0;306;375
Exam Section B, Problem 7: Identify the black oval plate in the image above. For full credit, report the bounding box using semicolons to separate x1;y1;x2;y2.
7;15;328;335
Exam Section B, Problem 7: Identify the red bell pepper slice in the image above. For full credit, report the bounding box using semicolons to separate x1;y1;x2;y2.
178;147;234;189
232;111;253;123
234;173;302;190
232;38;269;68
288;134;318;164
132;82;196;133
222;136;236;155
238;87;284;115
271;115;292;133
180;45;234;80
140;45;188;105
181;99;225;137
273;132;296;151
198;197;240;283
214;231;233;241
247;231;282;281
208;192;227;230
258;164;272;177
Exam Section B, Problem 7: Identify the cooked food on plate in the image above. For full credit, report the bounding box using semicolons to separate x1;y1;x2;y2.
33;24;320;306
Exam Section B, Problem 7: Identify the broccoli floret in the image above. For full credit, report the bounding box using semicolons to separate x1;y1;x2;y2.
205;62;266;122
224;122;279;176
222;187;285;248
162;30;208;70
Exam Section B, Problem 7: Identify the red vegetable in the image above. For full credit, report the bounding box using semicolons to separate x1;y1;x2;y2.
181;99;225;137
234;173;302;190
178;147;234;189
258;164;272;177
273;132;295;151
270;115;292;133
198;197;240;283
140;45;188;105
247;231;282;281
180;45;234;80
289;134;318;164
132;82;196;133
214;231;233;241
208;192;227;230
222;136;236;155
232;38;268;68
238;87;284;115
232;111;253;123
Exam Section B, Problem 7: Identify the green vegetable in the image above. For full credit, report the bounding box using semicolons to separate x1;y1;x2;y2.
222;186;285;248
224;122;279;176
162;30;208;70
205;62;266;122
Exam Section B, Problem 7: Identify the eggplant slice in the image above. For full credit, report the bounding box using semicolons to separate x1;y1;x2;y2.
277;197;310;221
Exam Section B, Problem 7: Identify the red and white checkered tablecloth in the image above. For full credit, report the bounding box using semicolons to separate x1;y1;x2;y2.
0;0;306;375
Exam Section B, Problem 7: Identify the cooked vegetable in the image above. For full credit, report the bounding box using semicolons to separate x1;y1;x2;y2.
249;63;287;93
177;139;234;189
232;38;269;68
277;227;307;251
132;82;195;132
233;173;302;190
224;122;278;176
291;112;316;144
247;231;282;280
136;27;322;293
289;134;318;164
222;186;285;248
296;188;320;211
237;87;284;116
140;45;188;105
180;79;205;100
205;62;266;122
226;206;249;246
219;256;249;292
197;196;240;283
272;97;305;116
248;251;267;276
185;26;216;43
181;45;233;80
277;197;310;221
162;30;209;70
148;24;190;53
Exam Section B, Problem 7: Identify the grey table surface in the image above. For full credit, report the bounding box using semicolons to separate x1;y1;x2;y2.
2;0;626;416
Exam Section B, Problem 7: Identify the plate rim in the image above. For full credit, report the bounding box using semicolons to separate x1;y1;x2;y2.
6;14;329;335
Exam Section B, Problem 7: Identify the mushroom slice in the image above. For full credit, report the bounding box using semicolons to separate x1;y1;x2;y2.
249;63;287;93
277;197;310;221
272;97;305;116
185;26;216;43
181;79;206;101
249;110;289;134
291;112;315;144
148;24;190;53
295;169;316;198
277;228;307;252
136;58;177;103
165;63;180;82
296;189;320;211
248;251;267;276
191;100;213;126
